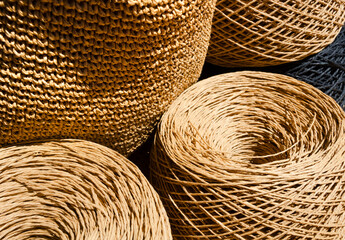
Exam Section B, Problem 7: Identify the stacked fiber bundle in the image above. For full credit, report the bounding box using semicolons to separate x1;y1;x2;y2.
0;0;216;156
286;25;345;109
150;71;345;239
206;0;345;67
0;139;172;240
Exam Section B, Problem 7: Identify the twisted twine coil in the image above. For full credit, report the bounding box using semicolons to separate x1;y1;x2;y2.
0;139;172;240
0;0;216;156
150;71;345;239
286;25;345;109
206;0;345;68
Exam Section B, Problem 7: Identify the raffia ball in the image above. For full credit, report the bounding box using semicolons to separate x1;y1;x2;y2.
0;0;216;156
286;25;345;109
206;0;345;67
150;71;345;239
0;139;172;240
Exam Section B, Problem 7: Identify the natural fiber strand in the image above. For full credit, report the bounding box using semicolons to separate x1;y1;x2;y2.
206;0;345;67
286;25;345;109
150;71;345;239
0;139;172;240
0;0;216;156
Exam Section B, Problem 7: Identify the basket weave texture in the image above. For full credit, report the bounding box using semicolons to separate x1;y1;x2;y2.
0;139;172;240
206;0;345;67
0;0;216;156
286;25;345;109
150;71;345;239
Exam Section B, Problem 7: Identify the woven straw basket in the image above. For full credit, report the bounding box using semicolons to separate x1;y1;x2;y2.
286;25;345;109
0;0;216;156
150;71;345;239
206;0;345;67
0;139;172;239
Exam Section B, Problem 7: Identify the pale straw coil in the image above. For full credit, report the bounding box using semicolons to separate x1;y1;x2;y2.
206;0;345;68
150;71;345;239
0;139;172;240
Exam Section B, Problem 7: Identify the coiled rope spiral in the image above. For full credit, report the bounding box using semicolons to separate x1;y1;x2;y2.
0;139;172;240
150;71;345;239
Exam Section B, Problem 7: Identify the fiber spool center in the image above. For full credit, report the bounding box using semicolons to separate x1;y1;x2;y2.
150;71;345;239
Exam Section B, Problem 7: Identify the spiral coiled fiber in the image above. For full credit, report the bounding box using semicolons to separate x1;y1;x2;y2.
206;0;345;68
0;0;216;156
0;139;172;240
150;71;345;239
286;25;345;109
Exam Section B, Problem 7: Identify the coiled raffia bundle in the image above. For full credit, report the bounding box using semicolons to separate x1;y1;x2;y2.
286;25;345;109
0;139;172;240
0;0;216;156
206;0;345;67
150;71;345;239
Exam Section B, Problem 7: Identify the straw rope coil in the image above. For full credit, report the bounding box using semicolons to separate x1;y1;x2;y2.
286;25;345;109
150;71;345;239
206;0;345;68
0;139;172;240
0;0;216;156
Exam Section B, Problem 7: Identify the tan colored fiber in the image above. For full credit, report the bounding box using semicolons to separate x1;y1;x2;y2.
150;71;345;239
0;0;216;156
0;139;172;240
206;0;345;67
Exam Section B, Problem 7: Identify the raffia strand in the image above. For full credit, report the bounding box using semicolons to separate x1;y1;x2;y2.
0;139;172;240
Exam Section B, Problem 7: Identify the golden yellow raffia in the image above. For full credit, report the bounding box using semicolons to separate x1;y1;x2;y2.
0;0;216;156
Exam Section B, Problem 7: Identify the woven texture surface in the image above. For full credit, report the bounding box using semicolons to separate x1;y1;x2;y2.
0;139;172;240
0;0;215;156
206;0;345;68
150;71;345;239
286;25;345;109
